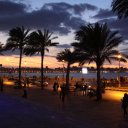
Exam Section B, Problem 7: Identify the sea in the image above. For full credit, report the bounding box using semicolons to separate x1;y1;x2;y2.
0;71;128;79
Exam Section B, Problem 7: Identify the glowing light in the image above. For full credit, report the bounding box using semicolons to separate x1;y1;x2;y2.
82;67;88;74
117;55;121;59
3;81;14;86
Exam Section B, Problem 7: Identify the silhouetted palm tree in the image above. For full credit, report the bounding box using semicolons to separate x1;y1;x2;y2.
5;26;30;87
0;42;4;68
0;42;4;55
112;0;128;19
56;49;79;90
24;29;58;89
72;22;127;100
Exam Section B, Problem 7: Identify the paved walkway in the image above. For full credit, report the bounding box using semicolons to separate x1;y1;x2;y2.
0;86;128;128
0;92;91;128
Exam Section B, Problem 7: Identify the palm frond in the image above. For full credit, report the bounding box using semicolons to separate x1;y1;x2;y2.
112;0;128;18
72;22;127;67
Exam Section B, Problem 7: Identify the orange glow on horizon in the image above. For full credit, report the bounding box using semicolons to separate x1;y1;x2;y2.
0;55;66;68
0;55;128;68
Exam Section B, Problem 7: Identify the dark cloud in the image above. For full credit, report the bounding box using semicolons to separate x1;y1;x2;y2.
2;49;55;57
0;0;27;16
2;44;71;56
96;17;128;40
43;2;97;15
65;17;86;30
109;18;128;40
92;9;116;19
2;49;19;55
92;8;128;41
0;1;97;35
0;9;74;34
109;19;128;30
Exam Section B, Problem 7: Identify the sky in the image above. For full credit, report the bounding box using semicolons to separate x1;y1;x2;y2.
0;0;128;68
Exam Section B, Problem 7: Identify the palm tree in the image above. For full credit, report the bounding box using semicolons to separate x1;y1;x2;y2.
5;26;30;87
0;42;4;68
56;49;79;90
24;29;58;89
72;22;127;100
112;0;128;19
0;42;4;55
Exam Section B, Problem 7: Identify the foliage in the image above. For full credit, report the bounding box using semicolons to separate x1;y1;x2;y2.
72;22;127;100
112;0;128;19
0;42;4;55
56;48;79;89
24;29;58;89
5;26;30;87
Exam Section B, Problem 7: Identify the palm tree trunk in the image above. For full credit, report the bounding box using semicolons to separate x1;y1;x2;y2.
96;64;102;101
18;49;22;88
41;51;44;89
66;63;70;92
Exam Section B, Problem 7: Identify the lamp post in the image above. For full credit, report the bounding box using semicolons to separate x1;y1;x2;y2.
62;60;65;81
117;55;121;87
24;61;27;79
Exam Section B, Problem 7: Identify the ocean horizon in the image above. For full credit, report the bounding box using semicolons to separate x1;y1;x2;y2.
0;72;128;79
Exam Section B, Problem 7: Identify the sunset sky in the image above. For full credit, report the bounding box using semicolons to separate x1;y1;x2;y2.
0;0;128;68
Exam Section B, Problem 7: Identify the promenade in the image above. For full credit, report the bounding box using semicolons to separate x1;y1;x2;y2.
0;85;128;128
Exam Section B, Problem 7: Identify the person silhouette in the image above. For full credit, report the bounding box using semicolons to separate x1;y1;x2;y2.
26;77;30;88
121;93;128;117
0;77;4;92
60;83;66;103
53;82;57;92
22;81;27;98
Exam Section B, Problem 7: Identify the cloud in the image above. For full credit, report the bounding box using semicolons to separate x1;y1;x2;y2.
2;48;55;57
2;43;71;56
109;19;128;40
0;1;97;35
92;9;128;41
97;18;128;40
92;9;116;19
2;49;19;56
0;0;27;16
43;2;97;15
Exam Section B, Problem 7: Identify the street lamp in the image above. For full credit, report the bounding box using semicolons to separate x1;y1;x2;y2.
62;60;65;81
117;55;121;87
24;61;27;79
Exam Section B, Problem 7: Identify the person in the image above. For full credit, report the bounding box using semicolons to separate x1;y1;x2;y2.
0;77;4;92
74;81;79;96
101;80;105;93
26;77;30;88
53;82;57;92
82;83;87;96
56;82;59;92
22;88;27;98
121;93;128;117
22;81;27;98
60;83;67;103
